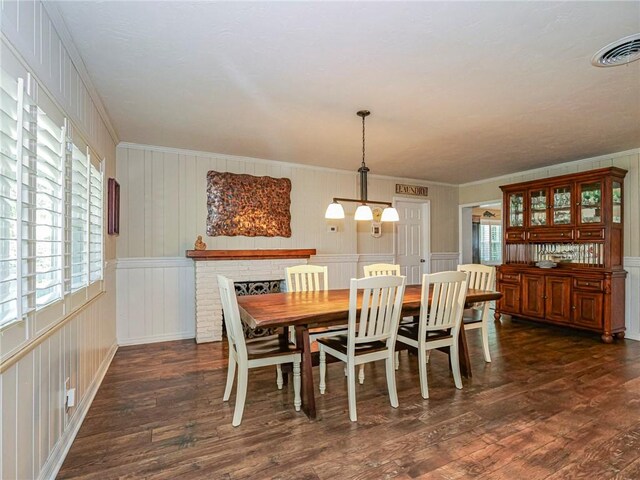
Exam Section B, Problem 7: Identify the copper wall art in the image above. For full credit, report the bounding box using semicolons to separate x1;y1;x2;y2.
206;171;292;237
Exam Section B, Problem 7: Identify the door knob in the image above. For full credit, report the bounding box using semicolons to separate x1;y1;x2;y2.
420;259;426;263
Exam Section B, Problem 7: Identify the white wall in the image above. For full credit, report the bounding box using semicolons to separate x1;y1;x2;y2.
459;149;640;340
1;3;118;479
114;142;461;345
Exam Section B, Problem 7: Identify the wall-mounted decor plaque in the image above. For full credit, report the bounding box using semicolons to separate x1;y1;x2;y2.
395;183;429;197
206;171;292;237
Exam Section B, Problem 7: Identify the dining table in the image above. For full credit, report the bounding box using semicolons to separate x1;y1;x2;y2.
237;284;502;419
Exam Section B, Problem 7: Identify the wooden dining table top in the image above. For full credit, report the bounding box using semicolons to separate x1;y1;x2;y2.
237;284;502;329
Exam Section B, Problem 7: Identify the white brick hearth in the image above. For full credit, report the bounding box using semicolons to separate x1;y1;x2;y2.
194;259;307;343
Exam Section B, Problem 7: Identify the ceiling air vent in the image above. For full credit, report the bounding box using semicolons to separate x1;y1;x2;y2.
591;33;640;67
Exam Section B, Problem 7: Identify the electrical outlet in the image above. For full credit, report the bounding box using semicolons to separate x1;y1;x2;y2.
327;225;338;233
65;377;75;411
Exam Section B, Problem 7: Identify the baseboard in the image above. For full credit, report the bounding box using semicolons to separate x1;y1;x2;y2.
39;342;118;480
118;331;195;346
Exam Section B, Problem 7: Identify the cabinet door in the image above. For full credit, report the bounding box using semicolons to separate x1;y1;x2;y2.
612;181;622;224
577;180;603;225
499;283;521;314
528;188;548;227
550;184;573;226
572;291;603;329
522;274;545;318
545;276;572;323
507;191;525;229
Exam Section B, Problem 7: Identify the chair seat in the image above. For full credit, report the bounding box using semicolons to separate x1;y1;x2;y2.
462;308;483;325
397;323;452;342
246;335;300;360
317;334;388;356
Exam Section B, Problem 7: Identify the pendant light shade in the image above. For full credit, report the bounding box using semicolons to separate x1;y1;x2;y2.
354;204;373;221
325;201;345;219
380;207;400;222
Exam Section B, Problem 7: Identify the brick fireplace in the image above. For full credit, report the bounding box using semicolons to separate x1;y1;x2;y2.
186;249;316;343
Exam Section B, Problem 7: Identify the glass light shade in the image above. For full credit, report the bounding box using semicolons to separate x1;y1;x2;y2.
354;204;373;221
380;207;400;222
325;201;345;219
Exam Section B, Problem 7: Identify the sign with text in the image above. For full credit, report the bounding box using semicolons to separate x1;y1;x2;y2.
395;184;429;197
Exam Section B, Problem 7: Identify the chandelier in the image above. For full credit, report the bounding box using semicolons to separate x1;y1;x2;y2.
324;110;399;222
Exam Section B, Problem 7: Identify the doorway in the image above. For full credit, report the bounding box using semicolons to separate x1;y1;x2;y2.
394;199;430;284
459;201;503;266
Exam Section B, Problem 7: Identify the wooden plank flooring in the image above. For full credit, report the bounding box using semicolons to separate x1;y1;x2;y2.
58;318;640;479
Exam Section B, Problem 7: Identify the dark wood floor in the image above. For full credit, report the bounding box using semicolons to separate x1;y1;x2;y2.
58;317;640;479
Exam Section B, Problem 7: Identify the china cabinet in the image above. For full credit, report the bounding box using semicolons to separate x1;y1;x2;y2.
496;167;627;343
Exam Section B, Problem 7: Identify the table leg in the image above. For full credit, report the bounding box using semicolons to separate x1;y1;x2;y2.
295;325;316;419
458;326;472;378
278;327;291;386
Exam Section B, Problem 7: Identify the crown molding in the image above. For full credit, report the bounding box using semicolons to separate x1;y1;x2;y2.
117;142;458;187
459;148;640;188
42;2;120;145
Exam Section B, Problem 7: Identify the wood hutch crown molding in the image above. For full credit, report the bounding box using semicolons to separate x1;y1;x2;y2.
185;249;317;261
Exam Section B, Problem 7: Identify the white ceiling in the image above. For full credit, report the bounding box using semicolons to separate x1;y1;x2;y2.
56;1;640;184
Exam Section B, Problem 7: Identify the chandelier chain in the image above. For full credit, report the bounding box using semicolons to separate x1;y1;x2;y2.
362;114;366;167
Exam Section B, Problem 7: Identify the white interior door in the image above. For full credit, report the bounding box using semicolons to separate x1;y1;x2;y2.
395;200;429;285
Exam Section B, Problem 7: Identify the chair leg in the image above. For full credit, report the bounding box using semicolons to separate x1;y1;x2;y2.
450;342;463;390
395;351;400;370
319;347;327;394
418;347;430;399
358;365;365;384
385;356;399;408
347;363;357;422
481;325;492;363
232;366;248;427
289;326;296;345
426;350;431;364
276;365;283;390
293;362;301;411
223;353;236;402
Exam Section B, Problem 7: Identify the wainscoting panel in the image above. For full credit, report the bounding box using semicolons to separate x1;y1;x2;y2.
430;252;460;273
116;258;195;346
624;257;640;341
311;254;360;289
0;263;117;480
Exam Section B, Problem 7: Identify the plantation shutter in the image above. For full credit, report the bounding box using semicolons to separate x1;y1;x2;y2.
88;151;103;283
0;69;19;327
70;141;89;291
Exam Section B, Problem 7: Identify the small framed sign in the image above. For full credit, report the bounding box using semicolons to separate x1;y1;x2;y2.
107;178;120;235
395;184;428;197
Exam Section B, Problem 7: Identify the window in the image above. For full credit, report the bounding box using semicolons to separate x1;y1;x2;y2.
480;222;502;264
0;63;104;356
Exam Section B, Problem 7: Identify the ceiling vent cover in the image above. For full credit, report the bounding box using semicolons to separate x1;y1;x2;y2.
592;33;640;67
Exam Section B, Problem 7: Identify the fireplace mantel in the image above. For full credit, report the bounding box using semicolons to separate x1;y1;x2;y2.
186;249;316;261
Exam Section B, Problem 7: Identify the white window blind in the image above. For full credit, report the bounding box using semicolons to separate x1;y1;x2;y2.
70;144;89;291
19;79;38;321
35;97;64;308
480;222;502;264
0;69;19;327
88;156;103;283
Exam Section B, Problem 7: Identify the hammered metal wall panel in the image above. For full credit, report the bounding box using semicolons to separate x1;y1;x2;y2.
206;171;291;237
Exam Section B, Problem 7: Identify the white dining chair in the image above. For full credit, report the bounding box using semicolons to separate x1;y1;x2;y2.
396;271;468;399
362;263;403;381
218;275;302;427
457;264;495;363
317;274;407;422
277;264;355;387
363;263;401;277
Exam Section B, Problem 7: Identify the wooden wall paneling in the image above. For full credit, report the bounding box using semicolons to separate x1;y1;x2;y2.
163;152;180;256
16;352;34;480
2;364;18;479
624;258;640;341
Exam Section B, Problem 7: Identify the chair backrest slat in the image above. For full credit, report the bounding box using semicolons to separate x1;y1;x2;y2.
217;275;248;359
457;264;495;291
363;263;401;277
286;264;329;292
350;275;406;349
419;271;468;335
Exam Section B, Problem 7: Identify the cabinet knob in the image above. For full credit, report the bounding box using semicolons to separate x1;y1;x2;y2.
585;282;590;286
560;233;564;237
572;305;576;310
586;232;592;236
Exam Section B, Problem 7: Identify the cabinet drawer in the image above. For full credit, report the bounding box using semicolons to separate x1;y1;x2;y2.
500;272;521;284
528;229;574;241
573;278;603;292
576;227;605;241
505;231;525;242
